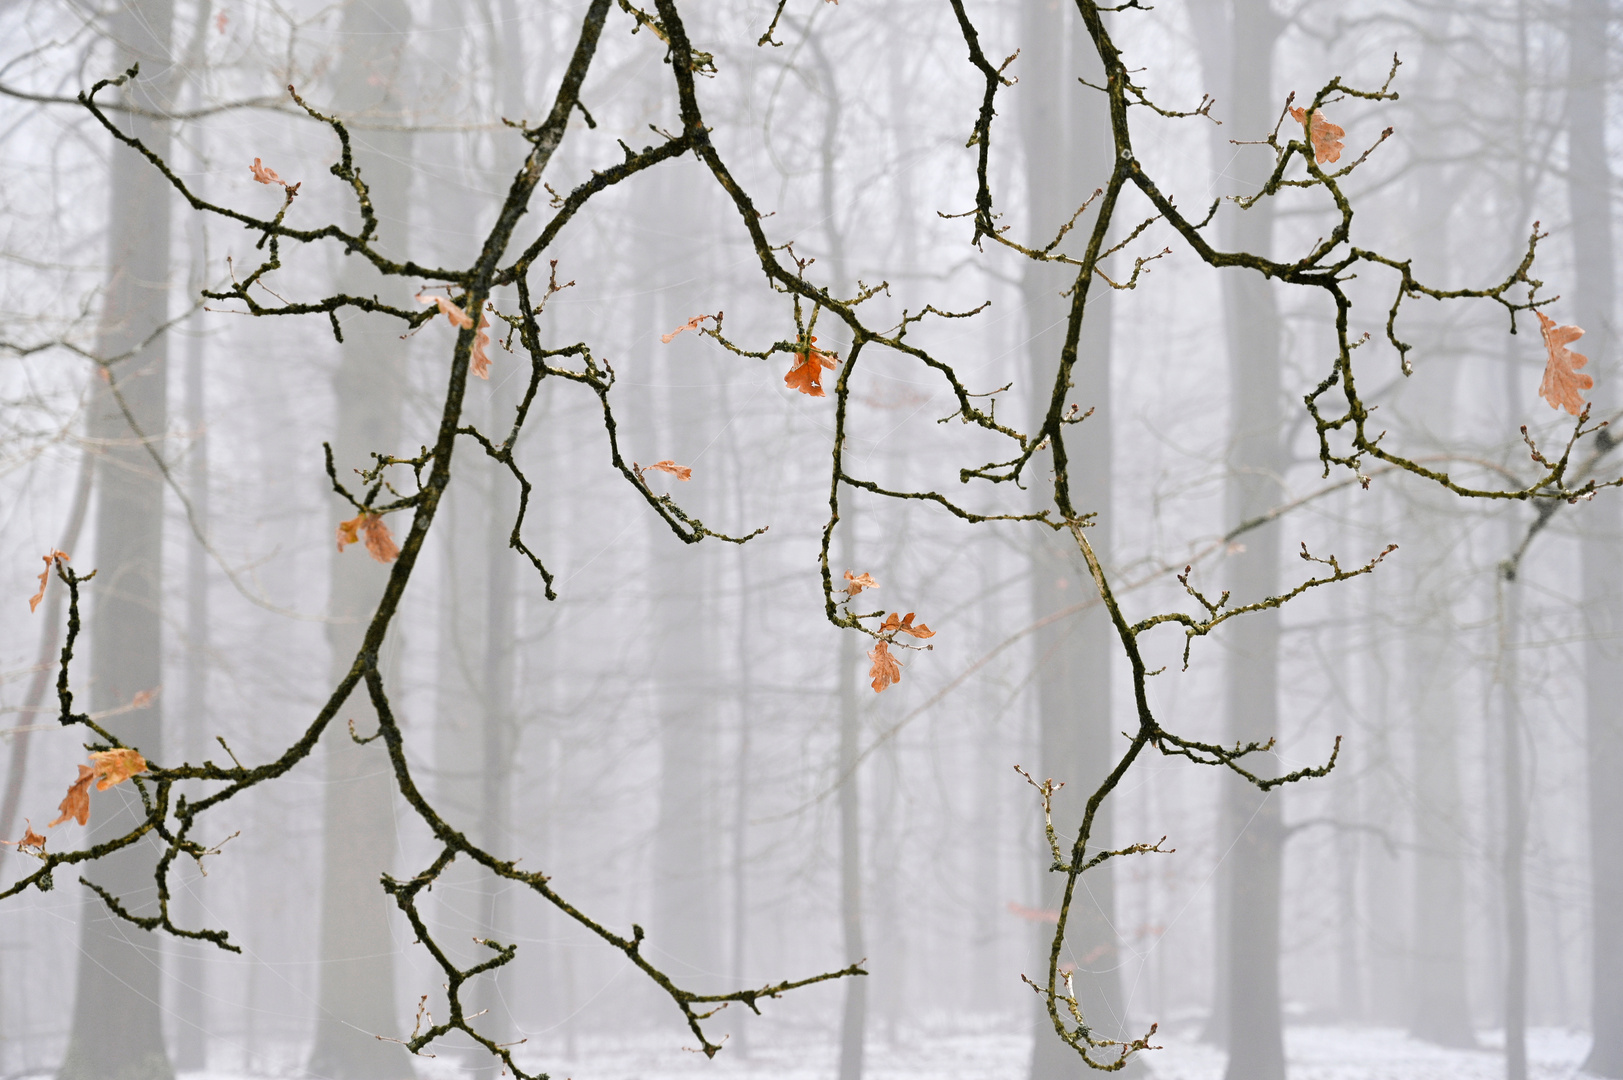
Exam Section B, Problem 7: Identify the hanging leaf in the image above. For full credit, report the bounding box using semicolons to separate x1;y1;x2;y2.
784;337;837;397
645;460;693;481
49;765;94;828
1536;310;1592;416
1289;106;1344;165
867;640;902;693
844;570;879;596
337;514;400;563
2;821;46;853
417;292;474;330
90;748;149;791
27;549;68;613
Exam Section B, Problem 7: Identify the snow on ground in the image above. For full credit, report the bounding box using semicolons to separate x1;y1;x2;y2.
111;1023;1594;1080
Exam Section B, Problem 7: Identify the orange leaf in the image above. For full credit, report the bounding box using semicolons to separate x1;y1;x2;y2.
250;157;284;185
867;639;902;693
417;292;474;330
49;765;94;828
1289;106;1344;165
661;313;714;344
338;513;399;562
646;460;693;481
336;515;363;552
28;549;68;613
879;611;935;639
784;337;837;397
844;570;879;596
90;748;149;791
1536;310;1592;416
1006;900;1060;924
470;312;492;380
2;821;46;853
360;515;400;563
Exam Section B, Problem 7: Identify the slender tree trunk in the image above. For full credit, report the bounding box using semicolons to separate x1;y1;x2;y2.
1209;3;1287;1077
306;4;416;1075
1498;575;1528;1080
837;527;867;1080
56;1;176;1075
1568;1;1623;1073
1021;3;1122;1073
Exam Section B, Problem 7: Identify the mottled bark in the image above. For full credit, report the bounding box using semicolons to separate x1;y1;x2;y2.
1021;3;1122;1075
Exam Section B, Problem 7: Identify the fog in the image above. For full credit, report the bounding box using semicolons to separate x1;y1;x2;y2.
1;1;1619;1079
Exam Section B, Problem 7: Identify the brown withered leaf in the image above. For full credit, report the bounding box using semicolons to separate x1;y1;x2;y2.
2;821;46;853
337;514;399;563
28;549;68;613
49;765;94;828
646;460;693;481
90;748;149;791
1289;106;1344;164
661;313;715;344
868;639;902;693
471;312;493;379
417;292;474;330
844;570;879;596
1536;310;1592;416
250;157;284;185
784;337;837;397
361;515;400;563
879;611;935;639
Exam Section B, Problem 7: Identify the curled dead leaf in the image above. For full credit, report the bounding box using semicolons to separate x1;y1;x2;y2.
417;292;474;330
844;570;879;596
90;748;149;791
338;513;400;563
2;821;46;853
645;460;693;481
879;611;935;639
471;312;493;380
49;765;94;828
28;549;69;613
250;157;284;185
1289;105;1344;165
661;313;715;344
868;639;901;693
1536;310;1592;416
785;337;837;397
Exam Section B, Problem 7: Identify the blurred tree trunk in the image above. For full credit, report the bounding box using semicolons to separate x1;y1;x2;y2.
1194;2;1287;1076
1021;2;1123;1074
1568;1;1623;1074
1398;6;1476;1047
56;0;176;1076
306;2;415;1075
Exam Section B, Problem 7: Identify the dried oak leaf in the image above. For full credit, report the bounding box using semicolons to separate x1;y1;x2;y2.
471;311;493;380
2;821;47;853
337;513;400;563
28;549;68;613
661;313;714;344
1289;106;1344;165
49;765;94;828
90;748;149;791
1536;310;1592;416
868;639;902;693
844;570;879;596
784;337;837;397
879;611;935;639
646;460;693;481
249;157;283;185
417;292;474;330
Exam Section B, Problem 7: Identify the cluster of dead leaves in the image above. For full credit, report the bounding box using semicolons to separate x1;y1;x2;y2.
1536;311;1592;416
843;570;878;596
27;549;68;613
1289;105;1344;165
785;337;837;397
418;293;495;379
250;157;300;196
337;513;400;563
5;748;150;852
867;610;935;694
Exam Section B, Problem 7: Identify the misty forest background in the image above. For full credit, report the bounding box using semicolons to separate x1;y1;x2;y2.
2;0;1622;1078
